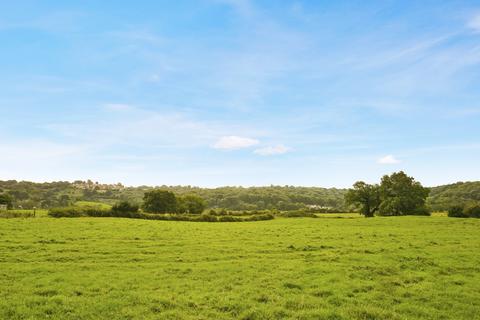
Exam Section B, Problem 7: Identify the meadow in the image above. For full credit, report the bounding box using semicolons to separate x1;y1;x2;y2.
0;216;479;319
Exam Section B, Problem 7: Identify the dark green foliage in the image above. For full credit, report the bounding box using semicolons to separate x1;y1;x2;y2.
0;193;13;209
177;194;206;214
142;190;177;213
111;201;139;214
48;207;275;222
378;172;429;216
447;205;467;218
447;204;480;218
58;194;71;207
195;214;218;222
411;206;431;216
464;204;480;218
48;207;111;218
218;215;242;222
245;213;275;221
345;182;380;217
346;172;429;217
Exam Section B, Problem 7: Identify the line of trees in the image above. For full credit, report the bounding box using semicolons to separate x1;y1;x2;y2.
0;180;347;211
345;171;430;217
2;178;479;213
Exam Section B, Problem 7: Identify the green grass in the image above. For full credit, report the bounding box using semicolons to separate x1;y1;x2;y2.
0;216;479;319
74;201;113;210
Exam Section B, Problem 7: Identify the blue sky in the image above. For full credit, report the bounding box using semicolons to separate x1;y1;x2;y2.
1;0;479;187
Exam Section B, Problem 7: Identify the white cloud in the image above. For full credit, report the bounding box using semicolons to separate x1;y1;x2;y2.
254;145;291;156
377;155;401;164
213;136;259;150
468;13;480;33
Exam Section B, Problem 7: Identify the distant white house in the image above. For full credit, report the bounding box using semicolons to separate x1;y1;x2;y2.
0;204;7;211
306;205;332;210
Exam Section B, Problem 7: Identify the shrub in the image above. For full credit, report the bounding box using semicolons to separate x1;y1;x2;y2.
279;210;317;218
49;207;85;217
0;193;13;209
465;204;480;218
48;207;111;218
411;206;431;216
245;213;275;221
142;190;177;213
448;205;468;218
48;206;275;222
111;201;139;214
177;194;206;214
218;215;242;222
195;214;218;222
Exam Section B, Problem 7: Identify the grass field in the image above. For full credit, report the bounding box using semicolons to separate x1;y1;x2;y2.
1;216;479;319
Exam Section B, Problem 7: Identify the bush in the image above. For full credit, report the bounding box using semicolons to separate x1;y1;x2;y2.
448;205;468;218
411;206;431;216
177;194;206;214
48;207;111;218
195;214;218;222
48;206;275;223
111;201;139;214
279;210;318;218
49;207;85;217
142;190;177;213
218;215;242;222
0;193;13;209
245;213;275;221
465;204;480;218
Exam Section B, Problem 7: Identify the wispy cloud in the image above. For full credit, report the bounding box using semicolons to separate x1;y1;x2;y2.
213;136;259;150
254;145;291;156
468;13;480;33
46;107;217;148
377;155;401;164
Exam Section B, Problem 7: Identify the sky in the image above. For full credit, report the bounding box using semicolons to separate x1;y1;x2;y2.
0;0;479;188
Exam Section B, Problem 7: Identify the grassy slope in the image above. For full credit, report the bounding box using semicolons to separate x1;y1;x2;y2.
0;217;479;319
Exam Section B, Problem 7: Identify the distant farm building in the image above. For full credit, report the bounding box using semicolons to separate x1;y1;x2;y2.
306;205;332;210
0;204;8;211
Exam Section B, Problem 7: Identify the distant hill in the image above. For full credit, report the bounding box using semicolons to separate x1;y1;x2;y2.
1;179;479;211
427;181;480;211
0;180;347;211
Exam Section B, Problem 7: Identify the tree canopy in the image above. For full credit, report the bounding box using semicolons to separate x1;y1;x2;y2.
345;171;429;217
378;171;429;216
0;193;13;209
345;182;380;217
142;190;177;213
178;194;206;214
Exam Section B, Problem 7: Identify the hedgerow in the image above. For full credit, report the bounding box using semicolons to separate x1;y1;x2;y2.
48;207;275;222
